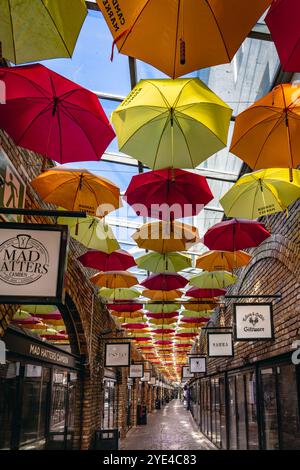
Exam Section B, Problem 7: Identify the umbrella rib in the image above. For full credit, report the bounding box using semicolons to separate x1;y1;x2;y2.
172;0;182;79
143;80;172;108
12;101;54;147
176;108;229;146
252;114;286;168
152;114;173;169
119;112;169;152
173;114;195;167
204;0;231;62
118;0;152;53
42;1;72;56
7;0;17;63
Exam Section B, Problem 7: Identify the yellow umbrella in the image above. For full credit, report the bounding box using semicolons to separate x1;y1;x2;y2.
90;271;138;288
98;0;271;78
196;250;251;271
31;168;121;217
99;287;140;300
132;220;200;253
220;168;300;219
136;251;192;273
58;215;119;253
110;311;144;319
183;302;217;312
142;289;182;301
148;318;177;326
190;271;237;289
112;78;232;169
0;0;87;64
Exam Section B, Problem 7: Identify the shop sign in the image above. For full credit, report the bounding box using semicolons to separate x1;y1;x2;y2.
129;363;144;378
207;332;234;357
234;303;274;341
141;371;151;382
0;340;5;364
0;146;26;223
0;223;68;305
149;377;156;385
189;356;206;374
182;365;194;379
105;342;131;367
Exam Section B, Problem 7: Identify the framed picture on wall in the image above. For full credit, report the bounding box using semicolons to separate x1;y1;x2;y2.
189;356;206;374
182;365;194;379
105;342;131;367
234;303;274;341
129;363;144;378
207;332;234;357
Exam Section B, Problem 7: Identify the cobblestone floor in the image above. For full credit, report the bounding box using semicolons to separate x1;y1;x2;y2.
120;399;217;450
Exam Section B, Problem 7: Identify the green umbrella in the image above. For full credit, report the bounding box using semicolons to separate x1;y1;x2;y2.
136;251;192;273
99;287;141;300
145;303;180;313
58;215;119;253
0;0;87;64
189;271;237;289
21;305;57;315
181;310;214;318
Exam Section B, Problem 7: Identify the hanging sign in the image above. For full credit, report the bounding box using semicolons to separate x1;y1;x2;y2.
149;377;156;385
141;371;151;382
208;332;234;357
189;356;206;374
129;363;144;378
234;303;274;341
0;147;26;223
105;342;131;367
0;223;68;305
182;365;194;379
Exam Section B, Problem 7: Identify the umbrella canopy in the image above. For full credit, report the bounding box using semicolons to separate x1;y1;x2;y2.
99;288;140;300
0;64;115;164
190;271;237;289
151;328;175;335
142;289;182;301
110;311;144;319
109;304;142;313
11;316;45;329
146;312;179;320
265;0;300;73
78;249;135;271
21;305;57;315
112;78;232;169
148;318;177;326
230;83;300;175
181;310;214;318
132;220;200;253
196;250;252;271
118;317;144;324
181;317;210;324
124;169;213;219
0;0;87;64
145;304;180;314
13;310;32;320
185;287;226;298
137;252;191;273
220;169;300;219
184;302;217;312
58;215;119;253
90;271;138;288
141;273;188;291
122;323;147;330
202;219;270;251
31;168;121;217
31;311;64;326
98;0;271;78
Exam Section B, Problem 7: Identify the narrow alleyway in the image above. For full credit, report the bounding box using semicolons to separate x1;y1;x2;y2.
120;400;216;451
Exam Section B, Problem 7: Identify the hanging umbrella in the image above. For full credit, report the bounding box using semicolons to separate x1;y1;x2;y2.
42;333;68;341
0;0;87;64
230;83;300;179
220;169;300;219
110;311;143;320
0;64;115;164
265;1;300;72
132;220;200;253
148;318;177;326
58;215;119;253
142;289;182;301
137;252;191;273
146;312;179;320
181;310;214;318
11;316;45;329
119;317;145;324
31;311;64;327
184;302;217;312
90;271;138;289
141;273;188;291
202;219;270;251
78;249;135;271
98;0;271;78
109;304;142;313
151;328;175;335
122;323;147;330
13;310;33;320
124;169;213;219
99;287;140;300
189;271;237;289
196;250;252;271
112;78;232;169
185;287;226;298
31;168;121;217
181;317;210;324
21;305;57;315
145;304;180;314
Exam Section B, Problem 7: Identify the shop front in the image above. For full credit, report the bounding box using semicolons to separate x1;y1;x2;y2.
0;326;82;450
102;368;117;430
190;354;300;450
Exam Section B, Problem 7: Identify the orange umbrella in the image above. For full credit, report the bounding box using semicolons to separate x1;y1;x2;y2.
110;311;144;319
142;289;182;301
90;271;138;288
31;168;121;217
184;302;217;312
196;250;251;271
230;83;300;178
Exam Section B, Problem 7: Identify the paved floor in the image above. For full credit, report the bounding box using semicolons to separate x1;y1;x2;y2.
120;399;217;451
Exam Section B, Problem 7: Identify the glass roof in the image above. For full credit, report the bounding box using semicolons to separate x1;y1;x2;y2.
37;6;279;282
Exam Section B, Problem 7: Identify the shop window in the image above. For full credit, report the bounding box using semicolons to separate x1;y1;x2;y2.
0;362;18;449
260;367;279;449
245;371;259;450
228;376;238;450
103;379;117;430
219;376;227;449
236;374;247;450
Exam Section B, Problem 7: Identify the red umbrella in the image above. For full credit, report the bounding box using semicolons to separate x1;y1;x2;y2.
265;0;300;72
155;340;173;345
151;329;175;334
138;346;155;350
121;323;147;330
42;333;68;341
108;303;141;312
186;287;226;298
175;343;193;348
133;337;152;342
146;313;179;319
124;169;213;220
176;332;198;338
141;273;188;291
202;219;270;251
31;311;62;320
78;249;136;271
181;317;210;323
0;64;115;164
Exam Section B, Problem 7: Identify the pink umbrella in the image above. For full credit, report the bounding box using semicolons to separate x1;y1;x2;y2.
181;317;210;323
78;249;136;271
186;287;226;298
151;328;175;334
0;64;115;164
108;303;141;312
121;323;147;330
141;273;188;291
146;312;179;319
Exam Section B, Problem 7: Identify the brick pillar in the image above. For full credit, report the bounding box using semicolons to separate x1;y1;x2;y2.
117;368;129;439
131;379;139;427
